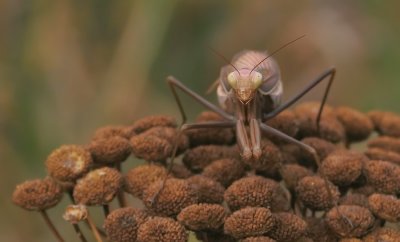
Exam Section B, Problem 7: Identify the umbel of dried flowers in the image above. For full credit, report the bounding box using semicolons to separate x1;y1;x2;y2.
12;102;400;242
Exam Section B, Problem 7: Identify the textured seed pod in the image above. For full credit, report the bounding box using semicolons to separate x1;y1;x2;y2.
124;164;168;199
270;185;291;213
294;102;345;143
300;137;337;165
325;205;374;238
363;160;400;194
186;111;235;147
130;134;172;162
246;141;281;175
131;115;177;134
296;176;340;210
368;110;400;137
12;177;63;211
321;150;364;186
195;231;236;242
368;193;400;222
187;175;225;204
224;176;278;211
88;136;132;164
140;126;189;154
73;167;123;205
365;147;400;165
177;203;227;231
242;236;276;242
335;106;373;142
103;207;148;242
368;135;400;154
170;163;192;179
202;158;246;187
267;212;307;242
281;164;313;191
363;227;400;242
63;204;88;224
92;125;133;140
182;145;239;172
339;193;368;208
305;217;337;242
142;178;198;216
224;207;275;239
137;217;187;242
339;239;362;242
265;109;299;144
352;185;376;197
45;145;92;182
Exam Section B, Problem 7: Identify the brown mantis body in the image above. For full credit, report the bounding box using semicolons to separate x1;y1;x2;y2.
151;38;344;223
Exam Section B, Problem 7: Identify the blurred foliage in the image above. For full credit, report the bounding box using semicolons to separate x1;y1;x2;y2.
1;0;399;241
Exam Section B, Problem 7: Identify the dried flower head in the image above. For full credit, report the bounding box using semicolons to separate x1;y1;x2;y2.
363;160;400;194
265;109;299;143
305;217;337;242
63;204;88;224
246;140;282;174
363;227;400;242
368;135;400;153
224;176;278;211
368;110;400;137
224;207;275;239
267;212;307;242
137;217;187;242
88;136;132;164
73;167;123;205
170;163;192;179
142;178;198;216
270;185;291;213
321;150;365;186
296;175;340;210
335;106;373;142
182;145;239;172
242;236;277;242
177;203;227;231
12;177;63;211
140;126;189;155
187;175;225;204
339;193;369;208
131;115;177;134
202;158;246;187
195;231;236;242
294;102;345;143
365;148;400;165
92;125;133;140
186;111;235;147
130;134;172;162
281;164;313;191
368;193;400;222
124;164;168;199
339;239;362;242
325;205;375;238
103;207;148;242
300;137;337;164
45;145;92;182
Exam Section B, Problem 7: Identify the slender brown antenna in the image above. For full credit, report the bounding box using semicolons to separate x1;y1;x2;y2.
208;46;241;75
250;35;306;73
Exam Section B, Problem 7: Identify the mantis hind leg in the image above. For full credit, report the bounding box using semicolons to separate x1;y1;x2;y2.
259;122;353;228
263;67;336;131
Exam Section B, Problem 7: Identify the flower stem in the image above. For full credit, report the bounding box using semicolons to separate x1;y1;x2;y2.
40;210;65;242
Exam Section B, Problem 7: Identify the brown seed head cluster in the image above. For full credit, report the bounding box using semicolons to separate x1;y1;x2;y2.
45;145;92;183
12;177;63;211
137;217;188;242
103;207;148;242
13;105;400;241
73;167;123;205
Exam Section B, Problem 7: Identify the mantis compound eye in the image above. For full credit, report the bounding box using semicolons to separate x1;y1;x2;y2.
227;72;238;89
251;72;262;89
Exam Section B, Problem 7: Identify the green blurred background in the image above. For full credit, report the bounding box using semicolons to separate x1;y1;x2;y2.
1;0;400;241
